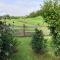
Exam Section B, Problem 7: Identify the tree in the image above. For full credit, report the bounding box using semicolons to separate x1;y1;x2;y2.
0;21;17;60
26;10;42;18
27;12;36;18
41;0;60;31
41;0;60;55
32;28;46;54
3;15;10;19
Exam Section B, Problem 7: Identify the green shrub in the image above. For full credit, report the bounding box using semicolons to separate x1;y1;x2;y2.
52;32;60;56
41;0;60;56
32;28;46;54
0;21;17;60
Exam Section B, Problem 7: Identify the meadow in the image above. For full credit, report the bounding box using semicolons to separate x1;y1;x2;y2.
1;16;47;26
1;16;60;60
1;16;49;36
11;37;60;60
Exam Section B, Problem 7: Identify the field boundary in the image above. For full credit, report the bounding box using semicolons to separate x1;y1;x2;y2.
10;25;50;37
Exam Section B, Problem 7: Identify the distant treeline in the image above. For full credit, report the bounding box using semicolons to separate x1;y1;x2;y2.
26;10;42;18
0;15;20;20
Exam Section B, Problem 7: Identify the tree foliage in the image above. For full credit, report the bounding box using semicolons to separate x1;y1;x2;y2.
27;10;41;18
41;0;60;31
41;0;60;55
32;28;46;54
0;21;17;60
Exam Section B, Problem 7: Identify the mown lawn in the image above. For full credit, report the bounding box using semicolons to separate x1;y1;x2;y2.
11;37;60;60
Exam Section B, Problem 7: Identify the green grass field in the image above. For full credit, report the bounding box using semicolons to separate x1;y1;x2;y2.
1;16;49;35
11;37;60;60
1;16;48;26
1;16;60;60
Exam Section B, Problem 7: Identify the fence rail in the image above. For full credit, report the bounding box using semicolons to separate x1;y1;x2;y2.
10;25;50;37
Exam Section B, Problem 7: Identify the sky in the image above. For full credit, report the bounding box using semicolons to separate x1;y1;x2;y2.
0;0;43;16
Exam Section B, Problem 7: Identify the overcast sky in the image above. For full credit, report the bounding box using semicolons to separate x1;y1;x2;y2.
0;0;43;16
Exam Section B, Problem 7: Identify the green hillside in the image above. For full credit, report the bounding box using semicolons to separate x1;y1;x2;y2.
1;16;47;26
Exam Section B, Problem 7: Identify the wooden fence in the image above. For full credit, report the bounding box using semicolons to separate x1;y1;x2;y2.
10;25;50;37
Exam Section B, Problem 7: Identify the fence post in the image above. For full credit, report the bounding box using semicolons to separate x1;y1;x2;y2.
23;24;26;36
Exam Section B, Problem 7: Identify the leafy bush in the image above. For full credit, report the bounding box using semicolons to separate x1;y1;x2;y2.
41;0;60;31
32;28;46;54
0;21;17;60
52;32;60;56
41;0;60;56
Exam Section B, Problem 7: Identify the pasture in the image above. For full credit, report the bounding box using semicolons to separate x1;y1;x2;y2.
11;37;60;60
1;16;47;26
1;16;49;37
1;16;60;60
0;0;59;60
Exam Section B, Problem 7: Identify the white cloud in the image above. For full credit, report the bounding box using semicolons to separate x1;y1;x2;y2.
0;0;43;16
